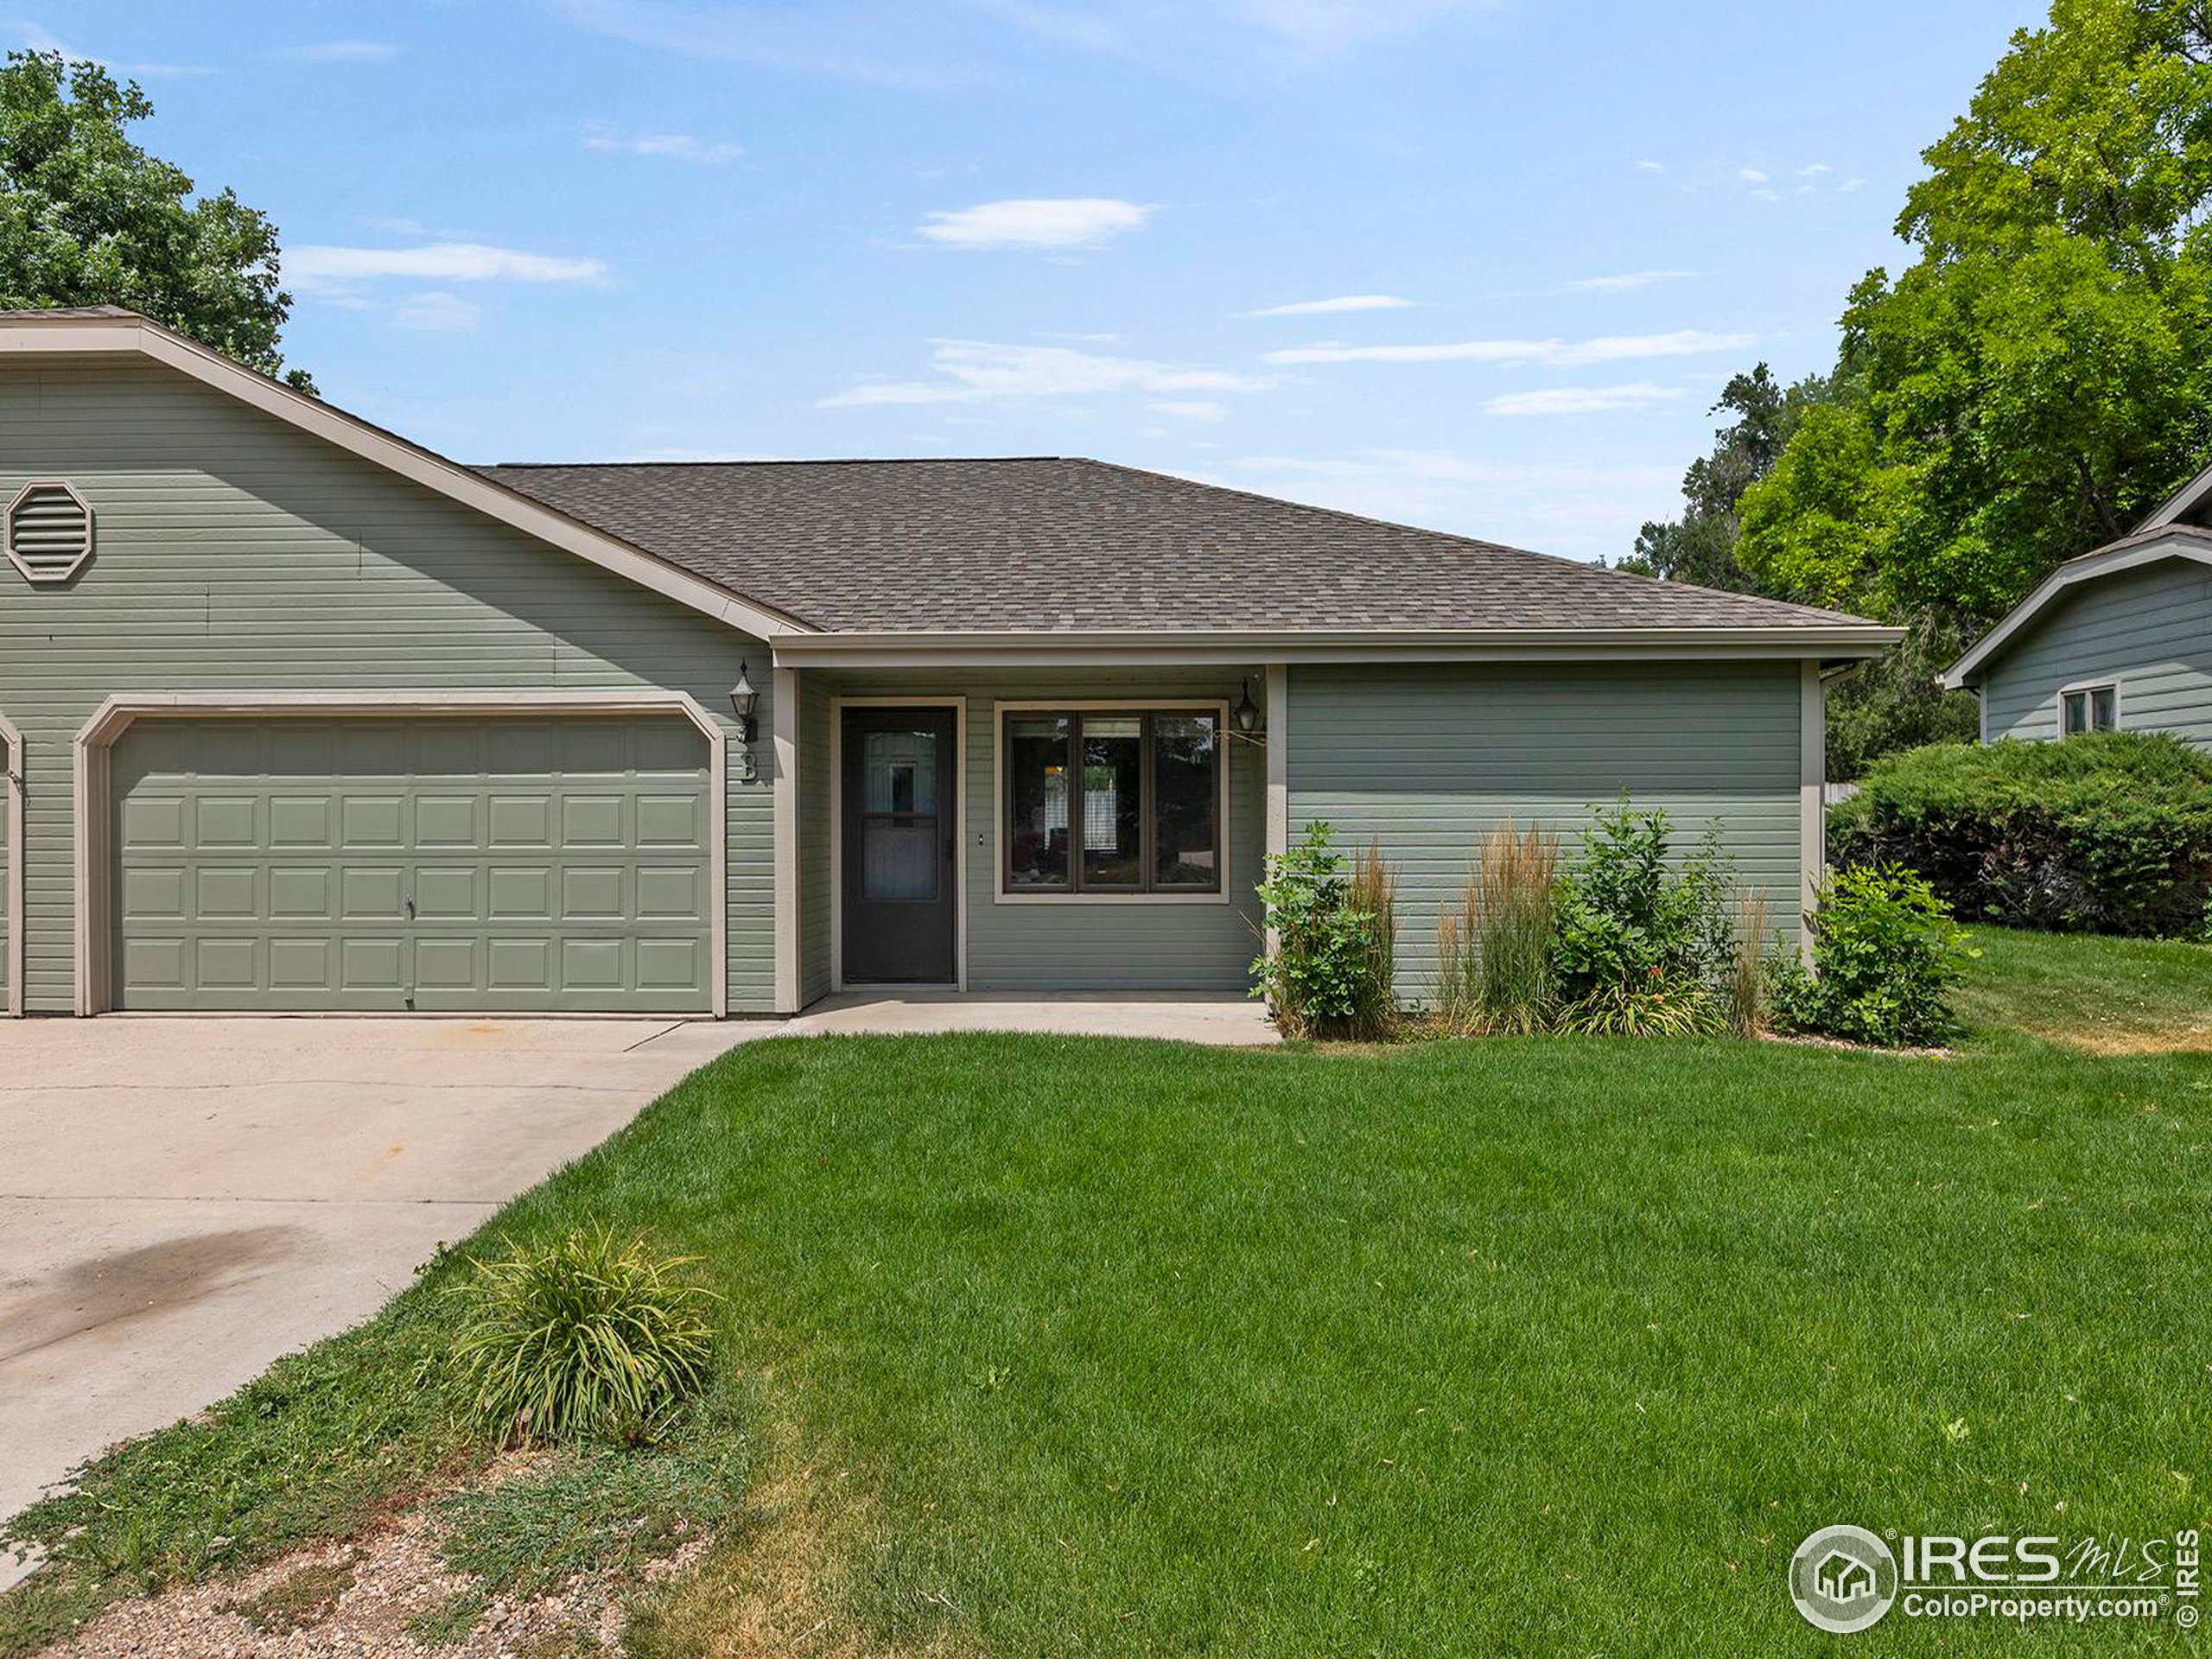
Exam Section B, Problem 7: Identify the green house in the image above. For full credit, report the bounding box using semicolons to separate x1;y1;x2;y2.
0;308;1896;1018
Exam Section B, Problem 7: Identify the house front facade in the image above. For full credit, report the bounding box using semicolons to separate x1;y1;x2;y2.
0;309;1897;1019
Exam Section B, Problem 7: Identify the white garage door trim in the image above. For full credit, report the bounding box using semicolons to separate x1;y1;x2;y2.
2;709;22;1017
73;690;728;1017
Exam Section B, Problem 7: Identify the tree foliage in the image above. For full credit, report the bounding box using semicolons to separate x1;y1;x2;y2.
1737;0;2212;623
1624;365;1836;592
0;50;310;389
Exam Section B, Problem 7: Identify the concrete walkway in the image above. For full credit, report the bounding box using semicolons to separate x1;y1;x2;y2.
0;994;1272;1566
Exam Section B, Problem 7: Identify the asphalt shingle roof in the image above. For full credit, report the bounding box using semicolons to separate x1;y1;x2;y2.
476;455;1877;635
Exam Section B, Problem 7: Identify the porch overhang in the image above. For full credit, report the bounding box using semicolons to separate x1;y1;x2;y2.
770;625;1903;671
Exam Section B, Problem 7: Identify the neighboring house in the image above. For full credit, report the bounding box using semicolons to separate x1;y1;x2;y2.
1944;463;2212;744
0;308;1896;1019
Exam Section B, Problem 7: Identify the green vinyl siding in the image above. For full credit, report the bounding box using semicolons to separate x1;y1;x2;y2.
1288;661;1807;1001
111;715;711;1013
0;355;770;1014
1980;559;2212;746
812;668;1265;993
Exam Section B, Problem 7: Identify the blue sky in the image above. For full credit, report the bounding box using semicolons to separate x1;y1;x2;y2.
43;1;2034;562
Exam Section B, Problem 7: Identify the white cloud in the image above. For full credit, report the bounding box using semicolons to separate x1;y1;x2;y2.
1840;177;1867;193
553;0;945;86
1750;188;1781;203
272;40;399;62
822;339;1271;407
914;197;1151;251
15;19;211;75
1146;398;1229;421
1634;159;1665;173
1246;294;1414;317
583;124;744;163
1261;327;1753;368
1482;382;1681;416
391;291;480;332
287;242;607;291
1738;167;1769;183
1797;162;1831;177
1568;270;1693;293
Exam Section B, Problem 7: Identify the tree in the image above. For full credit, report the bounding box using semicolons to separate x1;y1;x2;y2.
1739;0;2212;625
1623;365;1834;594
0;51;310;390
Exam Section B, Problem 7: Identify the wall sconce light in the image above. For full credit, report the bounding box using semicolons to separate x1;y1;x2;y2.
1232;677;1263;737
731;663;760;781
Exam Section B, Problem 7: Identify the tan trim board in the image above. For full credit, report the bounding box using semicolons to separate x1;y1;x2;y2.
1800;661;1824;945
772;666;800;1013
829;696;968;995
774;626;1900;670
0;709;21;1016
1263;664;1288;963
72;690;729;1018
0;313;811;642
988;698;1233;907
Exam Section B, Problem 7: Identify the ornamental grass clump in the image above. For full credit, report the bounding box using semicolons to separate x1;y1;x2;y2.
449;1227;718;1448
1436;820;1560;1034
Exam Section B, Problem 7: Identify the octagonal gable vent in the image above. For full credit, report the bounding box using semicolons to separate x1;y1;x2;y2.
7;480;94;584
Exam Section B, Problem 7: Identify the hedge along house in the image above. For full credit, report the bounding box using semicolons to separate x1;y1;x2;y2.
1945;462;2212;744
0;308;1897;1019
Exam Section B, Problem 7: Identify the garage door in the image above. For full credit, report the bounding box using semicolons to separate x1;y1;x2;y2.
111;715;713;1013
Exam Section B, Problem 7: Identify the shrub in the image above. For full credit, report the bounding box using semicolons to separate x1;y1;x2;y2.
1550;799;1734;1036
1770;864;1976;1047
449;1228;718;1447
1252;822;1396;1039
1830;733;2212;936
1436;820;1559;1034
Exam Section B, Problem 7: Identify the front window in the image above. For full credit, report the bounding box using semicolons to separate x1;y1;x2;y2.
2061;683;2118;736
1003;709;1222;895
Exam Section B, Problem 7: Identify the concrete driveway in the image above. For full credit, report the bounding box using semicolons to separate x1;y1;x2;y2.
0;1016;748;1535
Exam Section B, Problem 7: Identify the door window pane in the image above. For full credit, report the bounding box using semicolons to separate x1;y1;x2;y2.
862;819;937;899
1007;716;1071;889
1154;714;1219;888
863;730;936;814
1080;717;1144;887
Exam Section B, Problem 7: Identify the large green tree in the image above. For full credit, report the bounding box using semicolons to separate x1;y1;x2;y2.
0;50;310;389
1737;0;2212;622
1623;364;1835;593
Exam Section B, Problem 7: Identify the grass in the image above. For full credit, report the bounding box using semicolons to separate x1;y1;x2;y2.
6;927;2211;1654
1955;925;2212;1052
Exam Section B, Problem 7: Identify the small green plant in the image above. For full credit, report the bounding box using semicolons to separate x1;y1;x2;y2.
1770;864;1978;1046
215;1554;356;1635
1550;799;1733;1036
449;1228;718;1448
1251;822;1395;1039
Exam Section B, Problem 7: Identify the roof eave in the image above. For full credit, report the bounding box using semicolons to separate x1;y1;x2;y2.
773;623;1903;670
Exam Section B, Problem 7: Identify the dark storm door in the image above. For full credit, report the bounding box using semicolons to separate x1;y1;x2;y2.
841;707;958;983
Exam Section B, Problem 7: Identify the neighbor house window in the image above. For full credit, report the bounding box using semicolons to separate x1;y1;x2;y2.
2060;683;2118;737
1003;709;1221;894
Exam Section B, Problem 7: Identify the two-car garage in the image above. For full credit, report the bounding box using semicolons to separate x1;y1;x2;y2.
91;707;720;1014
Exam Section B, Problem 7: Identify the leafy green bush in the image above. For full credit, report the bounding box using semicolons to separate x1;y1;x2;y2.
450;1229;718;1448
1830;733;2212;935
1252;822;1396;1039
1771;864;1976;1046
1550;800;1735;1036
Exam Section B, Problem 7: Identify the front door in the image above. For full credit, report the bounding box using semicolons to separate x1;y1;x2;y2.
841;707;957;984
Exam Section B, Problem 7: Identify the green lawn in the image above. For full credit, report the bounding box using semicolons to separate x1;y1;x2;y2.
8;931;2212;1655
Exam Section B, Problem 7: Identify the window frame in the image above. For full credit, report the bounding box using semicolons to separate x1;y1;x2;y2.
994;699;1231;905
2056;678;2121;739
